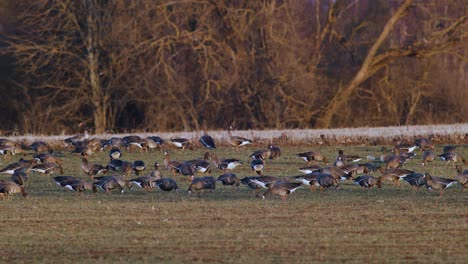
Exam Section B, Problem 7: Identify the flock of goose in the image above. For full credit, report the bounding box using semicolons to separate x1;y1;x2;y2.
0;131;467;201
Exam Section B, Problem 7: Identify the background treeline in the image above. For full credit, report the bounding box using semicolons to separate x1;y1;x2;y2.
0;0;466;135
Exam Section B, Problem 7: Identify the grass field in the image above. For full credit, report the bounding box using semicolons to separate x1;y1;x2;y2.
0;141;467;263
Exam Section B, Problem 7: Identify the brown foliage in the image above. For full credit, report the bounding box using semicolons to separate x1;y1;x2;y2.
0;0;466;134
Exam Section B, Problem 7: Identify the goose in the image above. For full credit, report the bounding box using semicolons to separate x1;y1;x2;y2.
103;137;129;149
316;173;339;190
227;126;252;150
81;157;108;177
30;163;64;175
380;147;405;169
294;172;320;191
211;154;242;172
454;165;468;190
188;176;216;197
334;155;345;168
423;173;457;197
132;160;146;175
124;136;145;152
240;176;278;197
378;168;414;187
143;137;163;151
109;148;122;160
296;151;329;165
29;141;53;154
147;136;165;146
93;177;124;194
34;153;62;165
250;159;264;175
443;145;457;154
321;166;353;181
152;178;179;192
199;131;216;149
163;151;181;176
353;175;380;189
268;144;281;160
421;150;436;166
438;152;467;167
93;176;131;192
298;164;322;174
11;170;28;186
61;179;94;194
149;163;162;179
64;131;89;146
250;148;271;161
394;147;416;162
0;180;28;200
217;173;240;189
169;138;191;150
175;162;195;180
52;176;78;187
129;176;157;192
107;158;132;176
0;144;22;160
337;150;363;163
262;181;302;200
402;172;426;190
0;158;37;174
414;135;435;151
185;152;211;174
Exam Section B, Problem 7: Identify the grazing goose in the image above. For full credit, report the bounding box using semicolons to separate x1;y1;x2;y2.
250;159;264;175
103;137;129;149
175;162;195;180
424;173;457;197
199;131;216;149
132;160;146;175
34;153;62;165
185;152;211;174
152;178;179;192
402;173;426;190
163;151;182;176
240;176;279;197
217;173;240;189
81;157;108;177
421;150;436;167
109;148;122;160
443;145;457;154
378;167;413;187
454;165;468;190
64;131;89;146
358;163;383;174
321;166;352;181
188;176;216;197
129;176;157;192
107;158;132;176
52;176;78;187
143;137;163;151
353;175;380;190
394;147;416;162
380;147;405;169
262;181;302;200
30;163;64;175
294;172;321;191
268;144;281;160
123;135;144;151
298;164;322;174
414;135;435;151
250;148;271;161
29;141;53;154
0;158;37;174
61;179;94;194
211;154;242;172
337;150;363;163
11;170;28;186
227;126;252;150
296;151;329;165
0;180;28;200
147;136;165;146
438;152;467;167
316;173;339;190
169;138;192;150
93;177;124;194
93;176;131;193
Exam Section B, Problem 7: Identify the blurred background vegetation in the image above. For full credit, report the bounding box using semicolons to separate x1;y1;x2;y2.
0;0;466;134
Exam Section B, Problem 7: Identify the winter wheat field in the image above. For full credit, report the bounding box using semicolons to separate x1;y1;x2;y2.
1;124;467;263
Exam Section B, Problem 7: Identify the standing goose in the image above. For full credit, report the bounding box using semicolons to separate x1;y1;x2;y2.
150;163;162;179
414;135;435;151
199;131;216;149
34;153;62;165
378;168;414;187
0;180;28;200
250;148;271;161
129;175;157;192
294;172;321;191
152;178;179;192
227;126;252;150
337;150;363;163
217;173;240;189
103;137;129;149
0;158;37;175
421;150;436;167
175;162;195;181
262;181;302;200
29;141;53;154
185;152;211;174
438;152;467;167
53;177;94;194
30;163;64;175
241;176;279;197
188;176;216;197
380;147;405;169
424;173;457;197
93;176;132;190
316;173;339;190
93;177;124;194
163;151;181;176
11;170;28;186
298;164;322;174
268;144;281;160
52;176;78;187
296;151;329;165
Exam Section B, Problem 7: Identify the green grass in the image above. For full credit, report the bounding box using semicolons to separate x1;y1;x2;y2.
0;144;467;263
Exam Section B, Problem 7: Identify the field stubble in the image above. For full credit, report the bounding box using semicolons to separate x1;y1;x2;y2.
0;142;467;263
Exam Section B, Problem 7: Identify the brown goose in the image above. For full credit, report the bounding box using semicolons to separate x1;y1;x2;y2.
211;154;242;172
163;151;181;176
337;149;363;163
11;170;28;186
240;176;279;197
81;157;108;177
227;126;252;150
298;164;322;174
250;148;272;161
34;153;62;165
424;173;457;197
152;178;179;192
93;176;131;194
316;173;339;190
0;180;28;200
53;177;94;194
250;159;264;175
149;163;162;179
296;151;329;165
421;150;435;167
380;147;405;169
0;158;37;174
29;141;53;154
378;168;414;187
262;181;302;200
185;152;211;174
294;172;320;191
268;144;281;160
438;152;467;167
217;173;240;189
129;176;158;192
454;165;468;190
414;135;435;151
353;175;380;190
169;138;192;150
188;176;216;197
402;172;426;190
30;163;64;175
